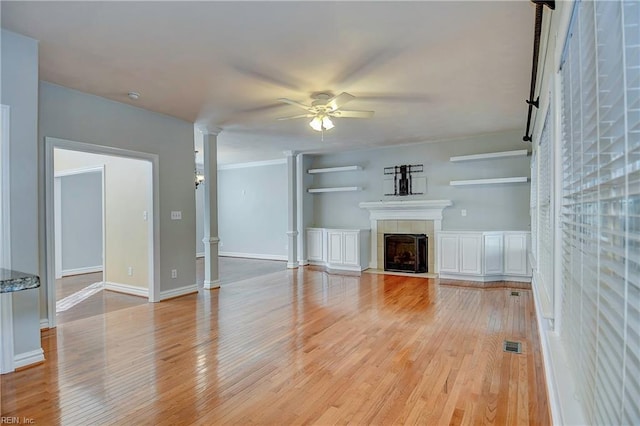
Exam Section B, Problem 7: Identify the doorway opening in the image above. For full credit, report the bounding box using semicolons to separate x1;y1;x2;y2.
45;138;159;328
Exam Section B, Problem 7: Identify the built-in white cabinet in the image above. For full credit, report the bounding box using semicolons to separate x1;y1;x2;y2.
306;228;370;273
306;228;325;262
437;231;531;282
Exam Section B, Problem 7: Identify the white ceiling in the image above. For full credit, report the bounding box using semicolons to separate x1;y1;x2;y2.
1;1;535;165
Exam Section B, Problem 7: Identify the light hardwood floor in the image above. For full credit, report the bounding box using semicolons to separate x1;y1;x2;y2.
2;269;549;425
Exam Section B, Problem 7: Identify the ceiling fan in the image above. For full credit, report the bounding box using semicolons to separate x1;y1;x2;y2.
277;92;374;132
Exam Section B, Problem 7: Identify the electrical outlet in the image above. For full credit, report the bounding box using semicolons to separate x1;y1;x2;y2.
171;269;177;279
143;210;148;221
461;209;467;217
171;211;182;220
128;267;133;276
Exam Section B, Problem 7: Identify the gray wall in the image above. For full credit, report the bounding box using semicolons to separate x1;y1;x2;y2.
310;130;531;231
60;171;102;272
196;162;288;259
39;81;196;314
1;30;41;356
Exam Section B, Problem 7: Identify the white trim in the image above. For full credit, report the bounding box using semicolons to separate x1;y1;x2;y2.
45;137;159;329
204;280;221;290
61;266;103;277
439;273;531;283
54;177;62;279
0;105;11;270
196;252;205;258
13;348;45;370
40;318;49;330
449;177;529;186
160;284;198;300
359;200;452;221
0;293;14;374
219;252;287;262
54;165;103;178
218;158;286;170
104;281;148;298
449;150;529;162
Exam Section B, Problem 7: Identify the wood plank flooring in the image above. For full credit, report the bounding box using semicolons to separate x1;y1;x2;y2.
1;269;550;425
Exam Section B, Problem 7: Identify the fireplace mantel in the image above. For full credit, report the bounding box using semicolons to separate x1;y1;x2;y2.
359;200;453;271
359;200;452;221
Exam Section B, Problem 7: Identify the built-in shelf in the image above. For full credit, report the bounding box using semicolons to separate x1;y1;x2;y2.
449;177;529;186
449;149;529;162
308;186;362;193
307;165;362;174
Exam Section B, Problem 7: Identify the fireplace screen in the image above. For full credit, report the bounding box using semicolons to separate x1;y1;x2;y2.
384;234;427;273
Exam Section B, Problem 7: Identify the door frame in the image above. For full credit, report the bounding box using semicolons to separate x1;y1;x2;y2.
45;137;160;329
54;166;105;281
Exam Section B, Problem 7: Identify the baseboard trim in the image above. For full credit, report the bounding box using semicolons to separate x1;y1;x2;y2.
160;284;198;301
196;252;205;258
438;273;531;283
204;280;221;290
62;266;103;277
104;281;148;298
14;348;45;370
219;251;287;261
40;318;50;330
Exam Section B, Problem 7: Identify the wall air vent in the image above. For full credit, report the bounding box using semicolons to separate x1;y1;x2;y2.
511;291;520;296
503;340;522;354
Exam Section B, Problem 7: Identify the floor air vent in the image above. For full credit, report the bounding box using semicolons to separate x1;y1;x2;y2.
511;291;520;296
503;340;522;354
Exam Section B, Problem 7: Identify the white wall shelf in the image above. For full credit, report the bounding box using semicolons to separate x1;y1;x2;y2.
449;149;529;162
449;177;529;186
307;165;362;174
307;186;362;193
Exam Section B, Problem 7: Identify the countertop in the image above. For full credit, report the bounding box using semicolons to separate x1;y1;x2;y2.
0;268;41;293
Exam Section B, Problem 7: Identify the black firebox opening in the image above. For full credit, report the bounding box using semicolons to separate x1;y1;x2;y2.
384;234;427;273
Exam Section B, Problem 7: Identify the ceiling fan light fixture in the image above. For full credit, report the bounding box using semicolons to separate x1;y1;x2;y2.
309;116;323;131
322;116;334;130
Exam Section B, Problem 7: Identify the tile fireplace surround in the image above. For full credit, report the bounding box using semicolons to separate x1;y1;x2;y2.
359;200;453;273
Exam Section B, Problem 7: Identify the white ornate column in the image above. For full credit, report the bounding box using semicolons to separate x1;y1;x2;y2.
202;127;222;289
285;150;298;269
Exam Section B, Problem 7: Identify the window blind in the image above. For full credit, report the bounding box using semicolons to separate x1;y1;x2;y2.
557;0;640;423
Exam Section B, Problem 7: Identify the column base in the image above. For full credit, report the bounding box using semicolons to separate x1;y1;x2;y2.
287;262;299;269
204;280;221;289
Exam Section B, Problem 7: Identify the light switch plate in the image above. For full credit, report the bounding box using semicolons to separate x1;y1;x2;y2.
171;211;182;220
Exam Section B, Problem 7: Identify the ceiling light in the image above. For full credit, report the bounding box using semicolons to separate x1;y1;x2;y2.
309;115;334;132
127;91;140;100
322;116;334;130
309;116;323;131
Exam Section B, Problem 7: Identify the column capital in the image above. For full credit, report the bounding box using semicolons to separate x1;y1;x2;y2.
197;123;222;136
283;150;298;157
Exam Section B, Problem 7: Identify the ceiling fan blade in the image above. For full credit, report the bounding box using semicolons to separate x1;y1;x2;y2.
327;92;355;111
277;114;314;121
277;98;312;111
332;110;374;118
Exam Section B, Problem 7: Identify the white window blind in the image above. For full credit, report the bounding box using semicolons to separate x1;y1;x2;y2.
558;0;640;424
538;108;554;308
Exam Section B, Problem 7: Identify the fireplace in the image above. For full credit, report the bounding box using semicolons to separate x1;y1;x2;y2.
384;234;427;273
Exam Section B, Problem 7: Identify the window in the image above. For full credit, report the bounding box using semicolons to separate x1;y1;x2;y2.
558;1;639;423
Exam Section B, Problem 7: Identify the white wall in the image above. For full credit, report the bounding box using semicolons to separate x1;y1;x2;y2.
58;171;103;273
1;30;42;361
310;130;531;231
196;161;288;260
39;81;196;317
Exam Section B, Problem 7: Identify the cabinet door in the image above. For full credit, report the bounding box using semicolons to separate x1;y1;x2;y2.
306;229;323;261
438;235;459;272
504;233;529;275
327;231;343;264
483;234;503;274
342;231;360;266
459;234;482;275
